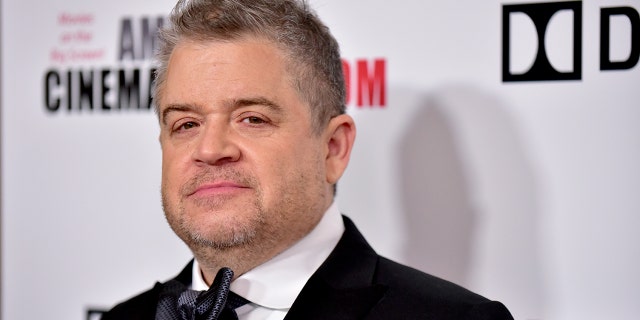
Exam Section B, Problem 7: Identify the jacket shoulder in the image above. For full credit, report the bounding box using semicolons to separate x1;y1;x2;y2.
100;283;161;320
101;261;193;320
372;257;513;320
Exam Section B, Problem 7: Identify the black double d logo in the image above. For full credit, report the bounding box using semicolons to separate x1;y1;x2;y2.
503;1;640;82
502;1;582;82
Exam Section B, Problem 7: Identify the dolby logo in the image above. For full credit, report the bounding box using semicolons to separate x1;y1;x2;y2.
502;1;640;82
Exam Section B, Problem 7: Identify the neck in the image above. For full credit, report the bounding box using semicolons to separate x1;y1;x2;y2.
192;215;322;285
193;193;335;285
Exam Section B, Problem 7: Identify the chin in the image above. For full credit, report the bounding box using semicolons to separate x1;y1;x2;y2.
188;226;257;250
181;210;261;250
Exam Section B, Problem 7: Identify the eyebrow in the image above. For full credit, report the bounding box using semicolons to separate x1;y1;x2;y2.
231;97;284;114
160;96;284;125
160;104;201;126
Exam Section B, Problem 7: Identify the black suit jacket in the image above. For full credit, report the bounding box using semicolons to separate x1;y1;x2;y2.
103;217;514;319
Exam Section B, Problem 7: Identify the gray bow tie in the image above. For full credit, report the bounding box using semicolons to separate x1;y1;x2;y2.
156;267;250;320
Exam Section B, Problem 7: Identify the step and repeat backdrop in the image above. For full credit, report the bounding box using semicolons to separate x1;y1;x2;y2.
2;0;639;319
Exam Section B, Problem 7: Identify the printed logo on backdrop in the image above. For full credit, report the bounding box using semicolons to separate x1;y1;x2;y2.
502;1;639;82
601;7;640;71
43;13;164;113
86;309;106;320
43;12;387;113
502;1;582;82
342;58;387;108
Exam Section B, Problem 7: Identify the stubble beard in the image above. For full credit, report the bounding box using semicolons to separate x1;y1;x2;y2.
162;168;265;251
161;153;329;270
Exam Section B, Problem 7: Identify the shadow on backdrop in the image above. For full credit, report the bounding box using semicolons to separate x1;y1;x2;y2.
398;92;475;284
397;85;546;319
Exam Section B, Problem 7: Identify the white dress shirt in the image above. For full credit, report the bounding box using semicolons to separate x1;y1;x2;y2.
191;202;345;320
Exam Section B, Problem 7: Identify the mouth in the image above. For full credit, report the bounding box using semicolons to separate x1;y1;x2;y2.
187;181;251;197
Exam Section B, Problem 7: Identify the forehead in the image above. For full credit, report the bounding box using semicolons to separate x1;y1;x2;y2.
160;36;302;111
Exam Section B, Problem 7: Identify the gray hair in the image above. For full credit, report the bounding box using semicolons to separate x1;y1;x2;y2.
153;0;346;133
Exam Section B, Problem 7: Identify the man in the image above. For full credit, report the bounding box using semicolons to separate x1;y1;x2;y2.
103;0;514;319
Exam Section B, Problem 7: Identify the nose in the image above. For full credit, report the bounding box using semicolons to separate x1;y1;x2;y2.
192;121;241;166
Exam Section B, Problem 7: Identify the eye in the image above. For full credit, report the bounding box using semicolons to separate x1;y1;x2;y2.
173;121;199;132
241;116;267;125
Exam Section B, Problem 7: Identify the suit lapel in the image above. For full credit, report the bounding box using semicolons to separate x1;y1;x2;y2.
156;220;384;319
285;216;387;319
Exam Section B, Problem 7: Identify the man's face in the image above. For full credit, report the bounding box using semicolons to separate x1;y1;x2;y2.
159;37;333;253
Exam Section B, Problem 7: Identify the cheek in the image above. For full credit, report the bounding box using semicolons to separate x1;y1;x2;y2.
161;148;187;190
246;146;293;193
260;142;323;187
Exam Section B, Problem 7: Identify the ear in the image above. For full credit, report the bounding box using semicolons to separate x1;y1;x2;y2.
324;114;356;184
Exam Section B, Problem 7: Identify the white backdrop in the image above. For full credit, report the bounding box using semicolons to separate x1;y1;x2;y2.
2;1;639;319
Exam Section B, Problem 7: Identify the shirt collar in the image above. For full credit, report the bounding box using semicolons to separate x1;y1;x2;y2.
192;202;345;309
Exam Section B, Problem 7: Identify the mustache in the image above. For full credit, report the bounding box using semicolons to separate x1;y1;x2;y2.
180;168;257;196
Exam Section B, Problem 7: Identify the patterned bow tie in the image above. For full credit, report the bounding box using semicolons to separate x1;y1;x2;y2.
156;267;250;320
